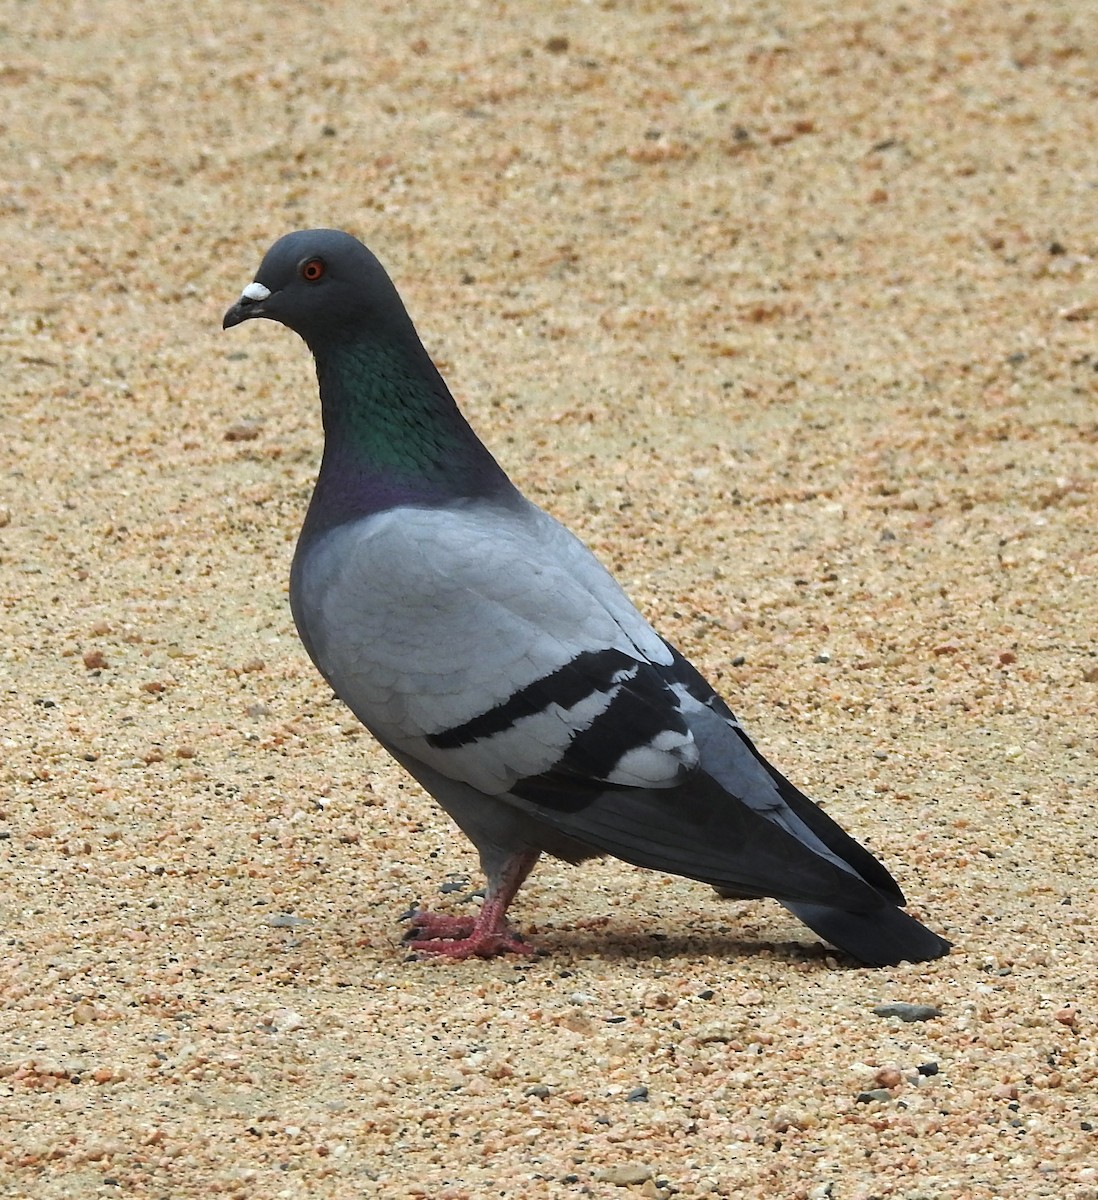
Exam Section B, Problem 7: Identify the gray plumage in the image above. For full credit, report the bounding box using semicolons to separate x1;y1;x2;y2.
223;229;950;966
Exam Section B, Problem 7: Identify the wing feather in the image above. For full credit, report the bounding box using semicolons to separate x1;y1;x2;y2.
291;500;692;794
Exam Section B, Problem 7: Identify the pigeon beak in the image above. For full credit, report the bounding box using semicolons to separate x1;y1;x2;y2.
222;281;273;329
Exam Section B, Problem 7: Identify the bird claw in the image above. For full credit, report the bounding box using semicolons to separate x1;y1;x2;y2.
402;910;476;941
402;908;533;959
406;930;534;960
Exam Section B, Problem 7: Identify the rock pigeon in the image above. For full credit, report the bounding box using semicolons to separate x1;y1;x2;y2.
223;229;950;966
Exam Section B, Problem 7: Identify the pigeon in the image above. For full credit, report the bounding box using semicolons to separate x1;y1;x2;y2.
223;229;950;966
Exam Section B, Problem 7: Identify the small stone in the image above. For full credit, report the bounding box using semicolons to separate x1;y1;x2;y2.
695;1022;745;1044
917;1061;939;1077
524;1084;551;1099
545;35;569;54
770;1106;810;1132
625;1085;649;1102
595;1164;652;1186
224;422;261;441
874;1066;902;1089
265;913;307;928
72;1003;98;1025
82;649;108;670
559;1012;594;1035
264;1007;306;1032
855;1088;893;1104
872;1002;942;1022
1053;1007;1077;1027
815;650;831;663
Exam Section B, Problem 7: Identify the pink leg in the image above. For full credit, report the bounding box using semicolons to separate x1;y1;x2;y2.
404;851;539;960
405;912;476;940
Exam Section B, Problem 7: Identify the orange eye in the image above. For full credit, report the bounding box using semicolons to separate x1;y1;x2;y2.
301;257;326;282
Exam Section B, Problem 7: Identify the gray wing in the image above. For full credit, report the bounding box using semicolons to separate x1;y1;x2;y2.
290;498;700;794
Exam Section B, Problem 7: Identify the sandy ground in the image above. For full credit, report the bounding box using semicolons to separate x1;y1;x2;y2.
2;2;1096;1197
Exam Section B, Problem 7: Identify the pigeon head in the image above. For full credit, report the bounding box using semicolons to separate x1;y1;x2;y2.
223;230;517;520
222;229;413;349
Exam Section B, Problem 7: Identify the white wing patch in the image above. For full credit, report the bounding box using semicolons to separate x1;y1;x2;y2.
608;729;700;787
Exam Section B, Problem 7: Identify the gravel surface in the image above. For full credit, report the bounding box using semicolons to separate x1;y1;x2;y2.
2;3;1096;1197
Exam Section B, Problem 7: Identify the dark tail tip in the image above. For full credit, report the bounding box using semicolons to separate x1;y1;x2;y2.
783;901;951;967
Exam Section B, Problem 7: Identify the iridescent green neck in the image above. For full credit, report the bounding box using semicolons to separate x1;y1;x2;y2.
311;333;512;506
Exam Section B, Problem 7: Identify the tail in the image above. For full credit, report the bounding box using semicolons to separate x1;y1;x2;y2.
783;899;951;966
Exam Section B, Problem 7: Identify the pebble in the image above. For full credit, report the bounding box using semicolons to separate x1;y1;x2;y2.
872;1002;942;1022
695;1022;746;1044
263;1008;306;1032
224;422;261;441
265;913;308;928
625;1085;649;1102
595;1164;652;1186
917;1061;940;1077
855;1088;894;1104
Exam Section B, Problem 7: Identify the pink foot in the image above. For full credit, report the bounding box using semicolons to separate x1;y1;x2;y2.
404;904;535;960
405;927;533;959
404;911;476;941
403;852;541;961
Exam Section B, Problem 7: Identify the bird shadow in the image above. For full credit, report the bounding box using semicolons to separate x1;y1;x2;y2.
525;925;855;970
